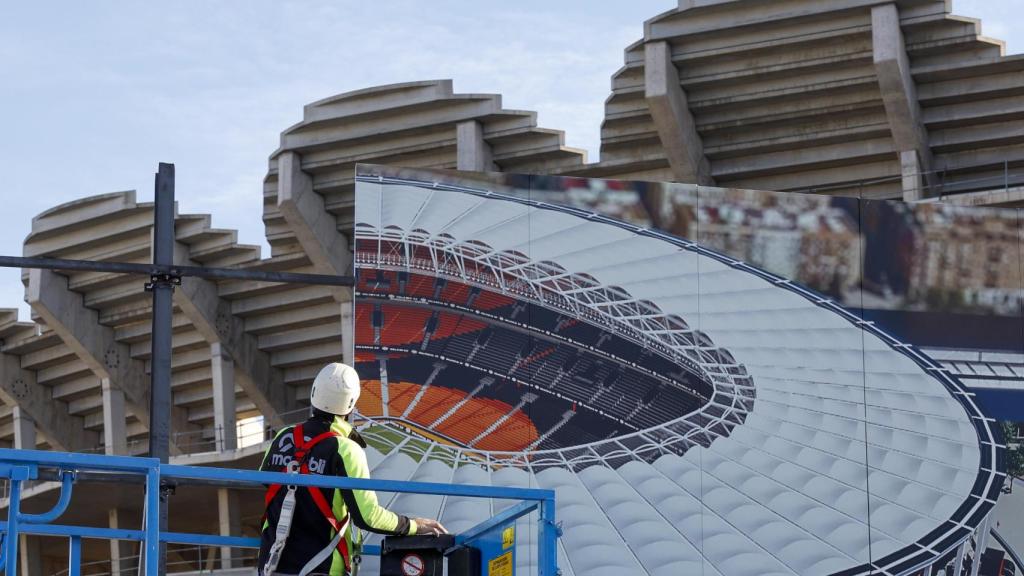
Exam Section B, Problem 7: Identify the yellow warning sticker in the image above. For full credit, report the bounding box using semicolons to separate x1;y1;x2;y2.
489;551;513;576
501;525;515;549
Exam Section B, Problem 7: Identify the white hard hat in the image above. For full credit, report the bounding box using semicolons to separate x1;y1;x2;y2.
310;363;361;415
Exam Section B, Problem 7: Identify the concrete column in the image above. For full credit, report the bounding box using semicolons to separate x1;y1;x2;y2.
102;378;127;455
108;509;136;576
341;301;355;367
217;488;242;569
645;40;714;185
901;149;924;201
456;120;496;172
872;3;936;200
210;343;237;452
12;406;35;450
18;535;42;576
203;546;218;572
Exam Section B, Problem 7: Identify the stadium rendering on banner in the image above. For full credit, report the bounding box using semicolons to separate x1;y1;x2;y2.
2;0;1023;573
349;166;1002;576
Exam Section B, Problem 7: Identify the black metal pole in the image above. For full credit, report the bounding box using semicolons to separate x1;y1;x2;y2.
150;162;175;574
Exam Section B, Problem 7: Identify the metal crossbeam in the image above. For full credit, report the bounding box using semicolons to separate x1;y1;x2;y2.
0;255;355;286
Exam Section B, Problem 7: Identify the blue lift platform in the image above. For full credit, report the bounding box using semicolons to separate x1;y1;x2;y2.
0;448;559;575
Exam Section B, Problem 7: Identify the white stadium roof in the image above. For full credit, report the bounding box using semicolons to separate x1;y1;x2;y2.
351;172;1002;576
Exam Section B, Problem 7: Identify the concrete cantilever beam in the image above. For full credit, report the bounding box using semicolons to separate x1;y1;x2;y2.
261;80;586;259
872;2;937;201
0;350;98;452
277;151;352;303
276;151;357;365
173;242;292;431
644;40;714;186
27;268;194;454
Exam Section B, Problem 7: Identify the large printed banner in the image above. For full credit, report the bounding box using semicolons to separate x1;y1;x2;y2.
352;164;1022;576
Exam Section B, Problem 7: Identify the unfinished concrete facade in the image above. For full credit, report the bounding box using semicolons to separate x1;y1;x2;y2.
2;0;1023;571
592;0;1024;200
0;80;590;573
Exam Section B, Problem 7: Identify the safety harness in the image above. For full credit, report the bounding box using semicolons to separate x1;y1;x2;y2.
262;424;353;576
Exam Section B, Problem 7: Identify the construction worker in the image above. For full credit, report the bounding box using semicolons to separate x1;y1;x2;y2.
259;362;447;576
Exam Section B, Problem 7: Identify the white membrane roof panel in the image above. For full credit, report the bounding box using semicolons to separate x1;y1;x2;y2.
354;176;993;576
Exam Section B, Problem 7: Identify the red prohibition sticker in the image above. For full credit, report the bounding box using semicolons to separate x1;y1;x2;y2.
401;553;425;576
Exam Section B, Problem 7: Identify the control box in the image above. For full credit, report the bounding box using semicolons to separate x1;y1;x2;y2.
380;534;453;576
381;518;517;576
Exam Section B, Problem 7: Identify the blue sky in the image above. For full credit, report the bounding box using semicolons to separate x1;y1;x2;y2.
0;1;1018;319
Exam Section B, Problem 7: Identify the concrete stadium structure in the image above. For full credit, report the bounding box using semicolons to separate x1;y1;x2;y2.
0;0;1021;573
595;0;1024;201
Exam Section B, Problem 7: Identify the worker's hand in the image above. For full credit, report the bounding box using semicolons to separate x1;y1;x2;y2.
413;517;448;536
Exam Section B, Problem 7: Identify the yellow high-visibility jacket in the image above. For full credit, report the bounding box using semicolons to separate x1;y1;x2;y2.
259;415;417;575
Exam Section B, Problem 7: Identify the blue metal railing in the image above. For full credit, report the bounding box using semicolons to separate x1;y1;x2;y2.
0;448;559;575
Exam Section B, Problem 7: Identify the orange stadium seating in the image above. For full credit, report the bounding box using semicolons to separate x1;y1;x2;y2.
436;398;510;441
439;281;470;305
355;304;375;345
380;307;431;344
358;379;383;415
358;269;397;292
356;303;487;347
408;386;462;424
431;311;486;340
385;382;420;416
356;380;538;451
473;412;538;451
473;291;514;310
406;274;435;298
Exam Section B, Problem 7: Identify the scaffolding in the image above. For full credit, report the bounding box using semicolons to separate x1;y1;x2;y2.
0;447;559;575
